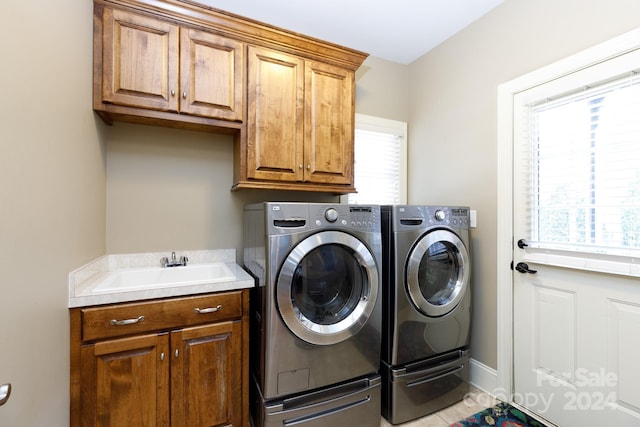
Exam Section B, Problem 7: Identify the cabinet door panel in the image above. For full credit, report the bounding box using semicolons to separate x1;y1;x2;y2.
90;333;169;427
171;321;242;427
247;46;304;182
181;29;244;121
305;61;354;185
102;8;179;111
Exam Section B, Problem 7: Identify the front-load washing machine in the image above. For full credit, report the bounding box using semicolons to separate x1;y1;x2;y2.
380;205;472;424
243;202;383;427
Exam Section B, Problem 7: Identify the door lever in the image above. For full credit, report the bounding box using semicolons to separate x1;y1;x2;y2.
0;383;11;406
515;262;537;274
517;239;529;249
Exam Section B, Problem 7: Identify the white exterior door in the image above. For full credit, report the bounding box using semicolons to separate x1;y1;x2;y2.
511;44;640;426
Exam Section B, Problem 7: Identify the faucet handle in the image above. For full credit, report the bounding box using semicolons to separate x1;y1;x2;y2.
180;255;189;265
161;256;169;267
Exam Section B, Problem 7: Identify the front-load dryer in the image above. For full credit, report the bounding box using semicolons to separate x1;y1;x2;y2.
380;205;472;424
243;202;383;427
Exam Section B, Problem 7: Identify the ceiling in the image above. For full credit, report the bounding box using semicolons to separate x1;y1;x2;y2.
200;0;504;64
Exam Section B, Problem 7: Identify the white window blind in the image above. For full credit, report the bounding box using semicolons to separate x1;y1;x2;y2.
529;70;640;257
347;115;407;205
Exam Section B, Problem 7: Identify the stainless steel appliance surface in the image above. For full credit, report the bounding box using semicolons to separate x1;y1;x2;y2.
380;205;472;424
250;373;382;427
243;202;383;426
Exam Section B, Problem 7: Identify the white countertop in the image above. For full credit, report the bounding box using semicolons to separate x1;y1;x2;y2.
68;249;254;308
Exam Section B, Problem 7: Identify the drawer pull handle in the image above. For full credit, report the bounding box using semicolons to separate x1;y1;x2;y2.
194;305;222;314
110;315;144;326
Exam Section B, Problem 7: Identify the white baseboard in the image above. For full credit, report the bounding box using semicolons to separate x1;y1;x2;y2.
469;358;499;396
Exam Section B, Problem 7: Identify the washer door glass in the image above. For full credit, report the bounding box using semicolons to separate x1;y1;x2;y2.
277;231;379;345
406;229;470;317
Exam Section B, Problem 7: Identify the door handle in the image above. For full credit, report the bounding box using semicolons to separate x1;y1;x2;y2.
517;239;529;249
515;262;537;274
0;383;11;406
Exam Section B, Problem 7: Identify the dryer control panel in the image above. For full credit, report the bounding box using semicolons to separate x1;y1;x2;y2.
393;205;470;230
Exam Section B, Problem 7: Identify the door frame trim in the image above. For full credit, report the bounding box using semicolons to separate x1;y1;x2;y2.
496;27;640;401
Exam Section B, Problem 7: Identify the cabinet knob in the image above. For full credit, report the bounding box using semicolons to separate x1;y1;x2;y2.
174;349;179;358
171;90;175;97
160;352;165;361
182;92;187;99
306;164;311;170
299;164;303;169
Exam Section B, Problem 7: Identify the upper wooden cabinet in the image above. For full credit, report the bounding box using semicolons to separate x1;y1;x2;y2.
245;46;305;184
93;0;367;193
101;8;179;113
240;47;354;190
304;60;354;186
95;3;244;129
180;28;243;121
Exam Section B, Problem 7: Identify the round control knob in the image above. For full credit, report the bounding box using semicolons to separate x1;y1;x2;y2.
434;210;446;221
325;208;338;222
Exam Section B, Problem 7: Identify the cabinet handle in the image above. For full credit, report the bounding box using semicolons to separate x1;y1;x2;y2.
174;349;179;358
182;91;187;99
160;352;165;361
299;164;303;169
171;89;175;97
306;164;311;170
194;305;222;314
110;315;144;326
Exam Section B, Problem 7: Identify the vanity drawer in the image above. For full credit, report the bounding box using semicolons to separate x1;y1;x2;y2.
80;291;243;341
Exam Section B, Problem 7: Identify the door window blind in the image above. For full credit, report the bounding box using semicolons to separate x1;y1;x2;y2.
529;71;640;256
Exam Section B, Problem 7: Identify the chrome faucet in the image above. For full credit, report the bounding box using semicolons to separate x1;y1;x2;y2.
161;251;188;268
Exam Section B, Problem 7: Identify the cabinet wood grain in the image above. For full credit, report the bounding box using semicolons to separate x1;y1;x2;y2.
93;0;367;193
70;290;249;427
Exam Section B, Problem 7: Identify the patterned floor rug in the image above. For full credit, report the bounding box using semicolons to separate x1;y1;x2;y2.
451;402;550;427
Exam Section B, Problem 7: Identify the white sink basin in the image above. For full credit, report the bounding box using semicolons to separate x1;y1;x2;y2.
92;263;235;294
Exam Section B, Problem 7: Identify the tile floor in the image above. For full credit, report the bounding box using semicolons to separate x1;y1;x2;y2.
380;386;501;427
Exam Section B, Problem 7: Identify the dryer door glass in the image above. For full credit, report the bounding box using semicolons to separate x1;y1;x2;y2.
277;231;379;345
407;229;470;317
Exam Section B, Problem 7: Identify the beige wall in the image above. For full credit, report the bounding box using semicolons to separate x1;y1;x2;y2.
408;0;640;369
104;125;338;255
356;56;410;122
0;1;106;425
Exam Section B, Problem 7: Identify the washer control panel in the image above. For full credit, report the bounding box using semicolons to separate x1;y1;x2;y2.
312;205;380;231
266;203;380;234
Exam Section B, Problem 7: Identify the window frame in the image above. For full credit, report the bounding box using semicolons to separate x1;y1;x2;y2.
343;113;408;205
512;46;640;276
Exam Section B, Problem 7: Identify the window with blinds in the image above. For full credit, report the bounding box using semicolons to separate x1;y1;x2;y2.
347;114;407;205
530;71;640;256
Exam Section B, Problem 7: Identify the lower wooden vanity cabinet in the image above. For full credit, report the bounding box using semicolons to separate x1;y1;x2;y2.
70;290;249;427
